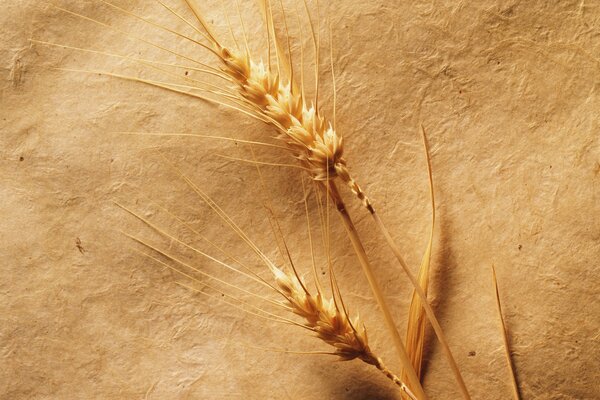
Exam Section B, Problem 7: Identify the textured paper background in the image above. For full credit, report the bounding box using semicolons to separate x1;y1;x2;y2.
1;1;599;399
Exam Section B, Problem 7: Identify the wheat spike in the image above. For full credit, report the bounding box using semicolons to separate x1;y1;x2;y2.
272;265;416;400
119;156;416;399
188;10;427;396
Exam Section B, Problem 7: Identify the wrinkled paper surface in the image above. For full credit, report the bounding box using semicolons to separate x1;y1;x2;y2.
1;1;599;399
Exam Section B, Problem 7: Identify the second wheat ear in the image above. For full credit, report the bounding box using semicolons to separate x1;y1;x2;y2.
115;186;417;399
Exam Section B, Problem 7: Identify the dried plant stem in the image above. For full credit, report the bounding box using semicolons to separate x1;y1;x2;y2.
327;181;427;400
492;266;521;400
403;126;436;387
374;358;418;400
371;210;470;399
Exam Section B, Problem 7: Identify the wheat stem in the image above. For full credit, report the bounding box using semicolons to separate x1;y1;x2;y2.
374;358;418;400
327;181;427;400
402;125;436;388
370;209;470;399
492;266;521;400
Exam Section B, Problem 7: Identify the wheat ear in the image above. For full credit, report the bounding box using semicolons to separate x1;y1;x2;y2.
213;7;471;397
191;5;475;397
272;263;416;400
179;2;428;396
118;159;416;399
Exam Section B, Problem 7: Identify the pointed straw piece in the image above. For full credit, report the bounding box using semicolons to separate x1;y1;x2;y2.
30;39;230;81
133;246;297;324
294;2;307;102
261;0;272;72
277;0;295;90
403;124;436;382
50;3;217;69
133;190;282;296
301;175;323;295
301;0;320;111
259;0;278;76
155;0;212;44
370;126;471;399
241;343;337;356
328;12;337;131
265;0;281;79
492;266;521;400
121;221;287;310
220;0;239;50
171;280;305;329
249;145;309;295
54;67;269;124
157;153;280;271
234;0;251;57
215;154;311;171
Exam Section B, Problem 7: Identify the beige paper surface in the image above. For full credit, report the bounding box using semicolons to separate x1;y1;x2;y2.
2;1;599;399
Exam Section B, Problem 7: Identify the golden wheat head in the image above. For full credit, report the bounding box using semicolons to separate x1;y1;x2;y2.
217;44;371;210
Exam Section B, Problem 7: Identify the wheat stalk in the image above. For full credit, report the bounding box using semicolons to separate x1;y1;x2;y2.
182;2;433;396
93;0;430;394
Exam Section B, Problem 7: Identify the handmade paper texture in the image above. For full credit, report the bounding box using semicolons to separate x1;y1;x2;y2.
1;1;599;399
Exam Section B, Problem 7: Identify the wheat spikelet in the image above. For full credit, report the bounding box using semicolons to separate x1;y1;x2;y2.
272;263;373;362
189;14;467;399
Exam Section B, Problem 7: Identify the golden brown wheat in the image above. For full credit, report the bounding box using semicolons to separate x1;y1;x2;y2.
189;7;431;396
36;1;475;398
217;45;371;209
271;264;416;400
